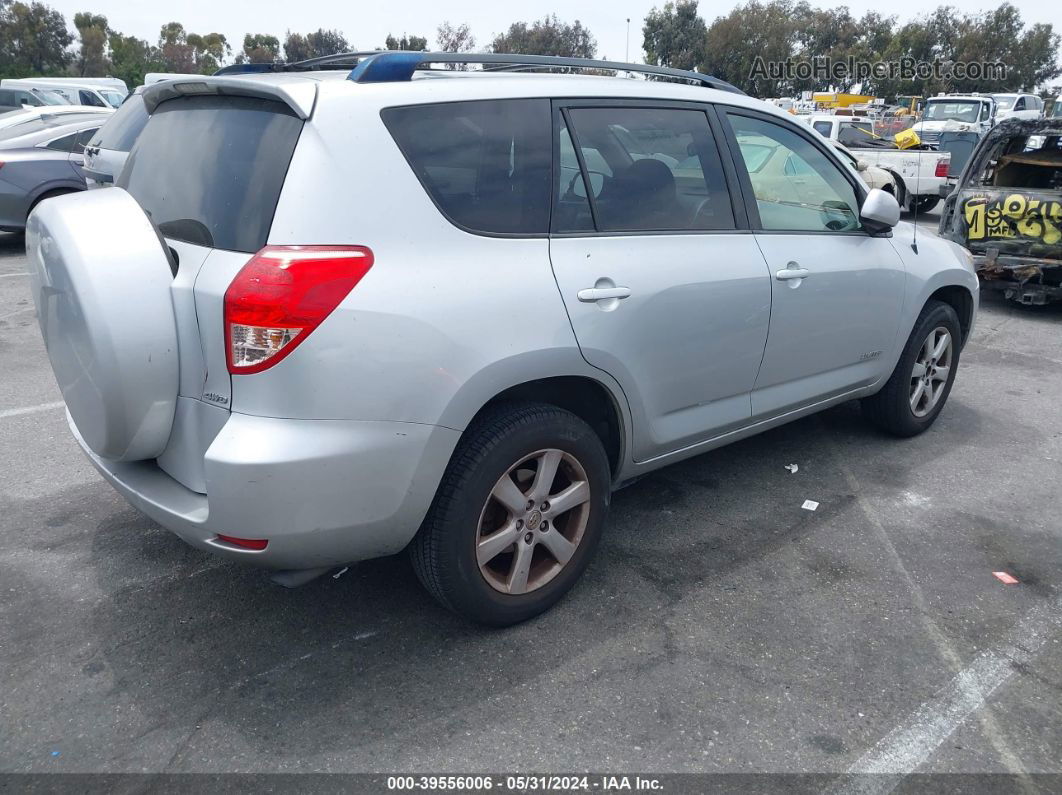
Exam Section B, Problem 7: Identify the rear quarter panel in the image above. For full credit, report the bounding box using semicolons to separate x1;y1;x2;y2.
237;85;633;443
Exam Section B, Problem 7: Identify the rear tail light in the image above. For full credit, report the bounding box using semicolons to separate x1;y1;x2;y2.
215;534;268;551
224;245;373;374
935;158;950;178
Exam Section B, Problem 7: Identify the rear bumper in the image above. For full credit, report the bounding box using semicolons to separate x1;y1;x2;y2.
72;410;461;570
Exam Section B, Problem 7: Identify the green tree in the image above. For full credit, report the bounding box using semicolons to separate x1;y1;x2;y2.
283;28;348;62
490;14;596;58
158;23;230;74
236;33;280;64
73;12;109;77
642;1;706;71
701;0;799;95
0;1;72;75
435;21;475;69
384;33;428;51
109;31;161;88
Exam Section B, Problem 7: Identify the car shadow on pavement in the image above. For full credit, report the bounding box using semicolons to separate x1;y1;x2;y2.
69;398;941;763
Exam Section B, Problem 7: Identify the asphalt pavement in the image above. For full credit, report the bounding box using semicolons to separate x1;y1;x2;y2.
1;217;1060;785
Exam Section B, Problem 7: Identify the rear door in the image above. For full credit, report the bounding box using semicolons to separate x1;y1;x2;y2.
548;100;772;461
719;109;905;419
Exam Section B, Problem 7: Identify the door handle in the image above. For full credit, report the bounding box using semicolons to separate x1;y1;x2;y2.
775;262;810;281
577;286;632;302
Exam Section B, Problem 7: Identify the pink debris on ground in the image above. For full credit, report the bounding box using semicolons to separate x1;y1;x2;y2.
993;571;1019;585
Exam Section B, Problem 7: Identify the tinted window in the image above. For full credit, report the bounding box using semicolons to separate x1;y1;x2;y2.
45;132;78;152
812;120;832;136
119;95;303;252
382;99;551;235
88;93;147;151
553;127;595;232
79;90;106;107
561;106;735;232
837;122;874;147
1014;97;1026;111
73;127;98;154
727;113;861;233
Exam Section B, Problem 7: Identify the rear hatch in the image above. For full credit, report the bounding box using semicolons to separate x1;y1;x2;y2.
117;92;305;490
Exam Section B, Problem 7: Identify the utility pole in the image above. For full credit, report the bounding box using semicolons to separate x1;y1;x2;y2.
625;18;630;62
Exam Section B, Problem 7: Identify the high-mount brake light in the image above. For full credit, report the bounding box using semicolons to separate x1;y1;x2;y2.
224;245;374;375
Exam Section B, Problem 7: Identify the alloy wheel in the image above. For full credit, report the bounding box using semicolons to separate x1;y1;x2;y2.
910;326;953;418
476;448;592;595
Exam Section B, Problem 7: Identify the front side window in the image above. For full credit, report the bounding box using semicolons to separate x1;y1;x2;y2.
79;90;106;107
559;106;735;233
812;120;832;137
382;99;552;235
727;113;861;233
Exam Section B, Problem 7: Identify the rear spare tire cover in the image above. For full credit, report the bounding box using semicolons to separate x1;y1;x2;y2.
26;188;179;462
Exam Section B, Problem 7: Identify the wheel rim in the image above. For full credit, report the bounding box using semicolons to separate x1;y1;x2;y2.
910;326;953;418
476;448;592;595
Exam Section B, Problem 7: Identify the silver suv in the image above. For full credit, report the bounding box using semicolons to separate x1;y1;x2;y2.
27;53;978;626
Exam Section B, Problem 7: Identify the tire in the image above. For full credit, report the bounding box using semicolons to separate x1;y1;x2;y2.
910;195;940;214
861;300;962;437
410;402;611;626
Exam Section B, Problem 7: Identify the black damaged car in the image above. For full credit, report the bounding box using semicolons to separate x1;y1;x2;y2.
940;118;1062;305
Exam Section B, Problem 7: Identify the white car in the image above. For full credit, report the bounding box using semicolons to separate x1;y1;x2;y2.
991;93;1044;123
829;141;898;196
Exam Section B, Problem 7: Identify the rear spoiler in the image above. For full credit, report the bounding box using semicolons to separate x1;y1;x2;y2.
141;76;316;119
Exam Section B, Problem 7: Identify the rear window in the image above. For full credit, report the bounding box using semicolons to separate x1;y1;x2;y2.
382;99;552;235
88;93;147;152
119;95;302;253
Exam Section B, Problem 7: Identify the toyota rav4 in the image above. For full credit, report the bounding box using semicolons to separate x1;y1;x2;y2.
27;52;978;626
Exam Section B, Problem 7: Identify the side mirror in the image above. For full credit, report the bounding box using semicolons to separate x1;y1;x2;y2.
855;159;869;172
860;188;900;232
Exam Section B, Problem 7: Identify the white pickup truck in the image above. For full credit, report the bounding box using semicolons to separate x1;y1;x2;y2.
806;115;951;213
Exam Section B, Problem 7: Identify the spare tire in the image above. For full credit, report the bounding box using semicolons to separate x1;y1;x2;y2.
27;188;178;462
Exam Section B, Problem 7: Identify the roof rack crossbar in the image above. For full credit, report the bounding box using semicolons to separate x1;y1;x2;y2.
216;51;744;95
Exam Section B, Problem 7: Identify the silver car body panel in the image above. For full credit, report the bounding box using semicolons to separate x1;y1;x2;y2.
30;70;978;571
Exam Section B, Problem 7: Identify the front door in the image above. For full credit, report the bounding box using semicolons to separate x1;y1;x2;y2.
720;110;906;419
548;102;772;461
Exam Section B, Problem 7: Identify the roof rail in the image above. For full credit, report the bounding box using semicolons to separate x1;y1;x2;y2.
216;51;745;95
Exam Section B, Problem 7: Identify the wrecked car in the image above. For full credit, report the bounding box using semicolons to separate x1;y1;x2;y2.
940;118;1062;305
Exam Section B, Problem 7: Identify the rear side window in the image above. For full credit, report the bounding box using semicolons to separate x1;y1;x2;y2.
119;95;303;253
88;93;147;152
382;99;552;235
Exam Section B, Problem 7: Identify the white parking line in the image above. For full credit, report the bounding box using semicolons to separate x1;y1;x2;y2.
0;400;65;420
834;594;1062;795
0;271;29;278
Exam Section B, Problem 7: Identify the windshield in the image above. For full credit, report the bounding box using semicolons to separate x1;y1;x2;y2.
923;101;982;123
36;90;68;106
993;96;1016;110
101;91;124;109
